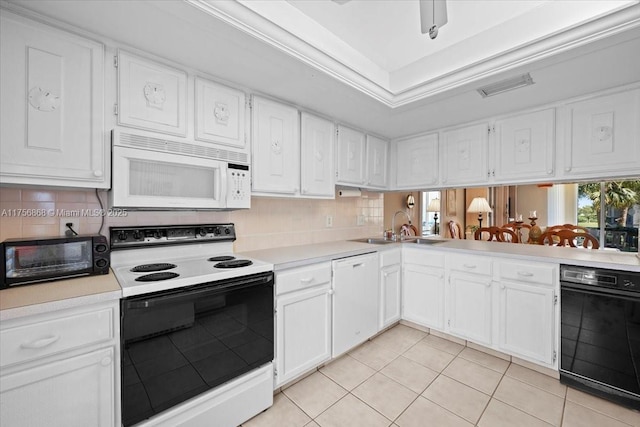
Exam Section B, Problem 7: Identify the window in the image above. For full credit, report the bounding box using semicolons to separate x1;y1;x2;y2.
577;180;639;252
421;191;441;235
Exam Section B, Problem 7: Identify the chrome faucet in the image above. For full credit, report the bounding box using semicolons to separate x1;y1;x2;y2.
391;210;412;241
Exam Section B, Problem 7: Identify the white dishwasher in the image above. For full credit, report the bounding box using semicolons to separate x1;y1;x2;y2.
332;252;379;357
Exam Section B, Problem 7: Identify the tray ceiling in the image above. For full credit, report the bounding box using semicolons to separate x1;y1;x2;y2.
197;0;639;106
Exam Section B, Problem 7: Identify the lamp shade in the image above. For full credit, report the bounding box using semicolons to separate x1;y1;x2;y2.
427;198;440;212
467;197;492;213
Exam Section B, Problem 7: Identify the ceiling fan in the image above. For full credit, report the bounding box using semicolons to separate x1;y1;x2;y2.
332;0;448;40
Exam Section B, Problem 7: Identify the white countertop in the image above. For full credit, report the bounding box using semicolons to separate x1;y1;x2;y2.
240;238;640;272
3;239;637;321
0;271;122;321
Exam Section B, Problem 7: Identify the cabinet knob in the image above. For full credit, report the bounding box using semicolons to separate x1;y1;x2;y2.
485;281;492;288
547;169;553;174
93;170;103;177
500;284;506;290
101;356;112;367
327;289;334;295
565;166;572;172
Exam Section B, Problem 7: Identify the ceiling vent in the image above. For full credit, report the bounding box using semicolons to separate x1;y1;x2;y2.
477;73;534;98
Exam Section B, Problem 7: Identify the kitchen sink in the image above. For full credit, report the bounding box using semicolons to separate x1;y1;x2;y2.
350;237;445;245
350;238;401;245
411;238;445;245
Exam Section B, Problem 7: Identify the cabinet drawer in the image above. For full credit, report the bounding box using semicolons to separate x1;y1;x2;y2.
380;249;401;267
447;254;492;276
498;261;556;286
403;248;444;268
276;262;331;295
0;307;114;368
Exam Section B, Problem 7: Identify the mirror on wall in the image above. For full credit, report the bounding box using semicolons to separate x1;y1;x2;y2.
411;179;639;251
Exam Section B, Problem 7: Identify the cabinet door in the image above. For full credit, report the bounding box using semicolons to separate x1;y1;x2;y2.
117;51;187;136
493;109;555;182
332;253;379;357
195;77;246;150
300;113;335;197
251;96;300;194
276;285;332;387
0;12;107;188
498;281;555;366
563;89;640;178
448;272;492;345
0;347;116;427
395;133;438;188
402;265;445;330
380;264;401;330
336;125;365;185
441;124;489;186
366;135;388;188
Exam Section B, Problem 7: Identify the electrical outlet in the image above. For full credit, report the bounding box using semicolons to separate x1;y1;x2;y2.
357;215;365;226
59;218;79;236
325;215;333;228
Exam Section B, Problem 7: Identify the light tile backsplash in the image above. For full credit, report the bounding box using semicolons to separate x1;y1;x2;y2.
0;188;383;252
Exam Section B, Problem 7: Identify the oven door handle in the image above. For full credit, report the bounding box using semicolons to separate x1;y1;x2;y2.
124;274;273;309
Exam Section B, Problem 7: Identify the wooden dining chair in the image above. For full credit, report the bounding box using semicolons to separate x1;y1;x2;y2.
503;222;531;243
448;220;462;239
401;223;419;237
546;224;589;233
539;229;599;249
474;227;519;243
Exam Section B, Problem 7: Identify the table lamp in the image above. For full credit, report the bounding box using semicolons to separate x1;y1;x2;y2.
467;197;492;229
427;198;441;234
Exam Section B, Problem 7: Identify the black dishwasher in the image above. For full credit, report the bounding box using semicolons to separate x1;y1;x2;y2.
560;265;640;409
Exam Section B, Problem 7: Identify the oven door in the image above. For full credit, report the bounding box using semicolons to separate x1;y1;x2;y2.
120;272;274;427
111;145;227;209
560;284;640;408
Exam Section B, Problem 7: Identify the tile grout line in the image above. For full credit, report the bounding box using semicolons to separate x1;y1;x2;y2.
474;360;511;426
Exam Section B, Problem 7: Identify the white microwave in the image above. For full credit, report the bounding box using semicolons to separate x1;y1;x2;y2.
111;130;250;209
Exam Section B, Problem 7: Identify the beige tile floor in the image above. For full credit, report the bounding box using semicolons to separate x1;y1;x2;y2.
244;324;640;427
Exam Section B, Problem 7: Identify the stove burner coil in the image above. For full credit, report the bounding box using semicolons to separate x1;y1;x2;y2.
214;259;253;269
207;256;236;262
130;263;177;273
134;272;180;282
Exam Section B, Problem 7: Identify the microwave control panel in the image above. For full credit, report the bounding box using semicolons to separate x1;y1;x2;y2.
227;164;251;209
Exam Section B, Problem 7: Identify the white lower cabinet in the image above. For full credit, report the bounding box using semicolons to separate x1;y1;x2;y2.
379;249;402;330
448;271;493;346
496;260;558;367
0;301;120;427
332;253;379;357
275;263;332;387
402;248;445;330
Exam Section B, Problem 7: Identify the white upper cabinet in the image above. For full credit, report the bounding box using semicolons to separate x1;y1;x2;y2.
336;125;366;185
300;112;335;197
0;11;107;188
195;77;246;150
441;123;489;187
492;108;555;183
251;96;300;194
336;126;388;188
394;133;439;189
365;135;389;188
117;51;187;136
560;88;640;179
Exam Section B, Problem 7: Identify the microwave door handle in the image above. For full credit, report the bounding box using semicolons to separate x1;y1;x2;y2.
219;166;228;206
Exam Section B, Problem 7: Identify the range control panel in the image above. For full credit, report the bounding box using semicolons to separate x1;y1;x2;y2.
110;224;236;249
